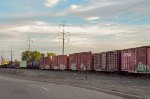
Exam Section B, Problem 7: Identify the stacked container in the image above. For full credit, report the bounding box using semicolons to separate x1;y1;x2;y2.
121;46;150;73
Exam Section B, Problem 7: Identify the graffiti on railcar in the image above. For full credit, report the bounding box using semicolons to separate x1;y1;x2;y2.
136;63;150;73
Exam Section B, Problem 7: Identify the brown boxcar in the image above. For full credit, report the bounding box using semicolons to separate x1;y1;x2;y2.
69;52;93;71
106;50;121;72
40;57;51;69
94;53;102;71
78;52;93;71
68;53;78;70
51;56;58;70
121;46;150;73
57;55;68;70
101;52;107;71
94;52;107;71
94;51;121;72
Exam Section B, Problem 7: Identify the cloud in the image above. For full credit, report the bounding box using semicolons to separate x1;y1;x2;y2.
0;20;149;59
60;0;150;20
85;16;100;21
45;0;65;7
70;4;79;9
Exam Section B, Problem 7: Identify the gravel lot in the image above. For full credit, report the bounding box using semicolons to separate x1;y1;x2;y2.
0;68;150;99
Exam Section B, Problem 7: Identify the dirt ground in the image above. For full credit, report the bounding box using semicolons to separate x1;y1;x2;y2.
0;68;150;99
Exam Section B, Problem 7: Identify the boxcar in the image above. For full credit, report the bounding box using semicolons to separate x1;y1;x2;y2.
106;50;121;72
94;50;121;72
94;52;107;71
51;56;58;70
79;52;93;71
69;52;93;71
57;55;68;70
40;57;51;69
121;46;150;74
68;53;78;70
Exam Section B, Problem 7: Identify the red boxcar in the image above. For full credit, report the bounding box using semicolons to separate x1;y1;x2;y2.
69;52;93;71
57;55;68;70
121;46;150;73
40;57;51;69
68;53;78;70
94;50;121;72
79;52;93;71
51;56;58;70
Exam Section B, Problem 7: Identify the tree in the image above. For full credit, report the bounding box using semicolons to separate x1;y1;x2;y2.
21;50;41;61
21;51;30;61
47;52;56;57
30;51;41;61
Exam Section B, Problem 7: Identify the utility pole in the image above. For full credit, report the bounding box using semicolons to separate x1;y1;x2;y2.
28;36;31;51
0;51;4;65
26;36;33;61
59;21;70;55
10;47;13;67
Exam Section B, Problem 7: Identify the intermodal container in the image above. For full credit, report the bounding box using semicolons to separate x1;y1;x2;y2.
106;50;121;72
121;46;150;73
68;53;78;70
51;56;58;70
57;55;68;70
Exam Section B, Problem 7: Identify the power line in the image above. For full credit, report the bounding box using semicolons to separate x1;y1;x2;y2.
59;21;70;55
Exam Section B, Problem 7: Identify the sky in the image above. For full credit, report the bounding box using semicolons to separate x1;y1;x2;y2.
0;0;150;60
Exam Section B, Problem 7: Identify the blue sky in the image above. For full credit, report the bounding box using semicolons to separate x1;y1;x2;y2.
0;0;150;60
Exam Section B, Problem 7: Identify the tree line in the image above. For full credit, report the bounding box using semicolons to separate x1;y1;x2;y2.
21;51;56;61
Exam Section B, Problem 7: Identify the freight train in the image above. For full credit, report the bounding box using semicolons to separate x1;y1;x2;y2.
39;46;150;74
1;46;150;74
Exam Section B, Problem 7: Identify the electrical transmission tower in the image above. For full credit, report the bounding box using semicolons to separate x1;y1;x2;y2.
26;36;34;51
26;36;33;61
59;21;70;55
